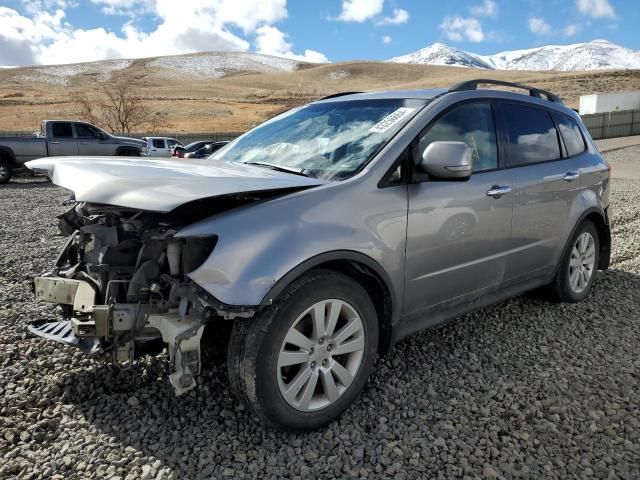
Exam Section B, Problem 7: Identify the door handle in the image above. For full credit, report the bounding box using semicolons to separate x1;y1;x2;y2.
563;171;580;182
79;142;88;145
50;141;61;144
486;185;512;198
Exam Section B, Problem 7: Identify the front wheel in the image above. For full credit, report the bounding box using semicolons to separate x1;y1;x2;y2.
227;270;378;432
0;158;12;184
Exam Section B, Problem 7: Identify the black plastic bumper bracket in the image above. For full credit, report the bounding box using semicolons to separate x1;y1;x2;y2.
28;319;101;354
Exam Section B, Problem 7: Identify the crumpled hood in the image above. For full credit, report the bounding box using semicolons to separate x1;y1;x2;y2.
26;156;326;212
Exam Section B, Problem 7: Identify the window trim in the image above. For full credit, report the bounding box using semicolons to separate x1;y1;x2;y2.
495;100;564;169
412;99;502;179
551;112;588;160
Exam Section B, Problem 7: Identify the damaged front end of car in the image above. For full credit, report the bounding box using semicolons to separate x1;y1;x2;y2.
29;200;255;395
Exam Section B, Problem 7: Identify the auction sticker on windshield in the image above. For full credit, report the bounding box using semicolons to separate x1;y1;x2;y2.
368;107;416;134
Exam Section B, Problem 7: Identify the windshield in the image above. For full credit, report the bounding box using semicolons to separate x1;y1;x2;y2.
210;98;426;181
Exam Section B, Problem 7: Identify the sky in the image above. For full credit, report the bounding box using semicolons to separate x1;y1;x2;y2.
0;0;638;66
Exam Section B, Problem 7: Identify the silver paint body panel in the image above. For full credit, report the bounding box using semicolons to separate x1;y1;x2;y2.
30;88;610;340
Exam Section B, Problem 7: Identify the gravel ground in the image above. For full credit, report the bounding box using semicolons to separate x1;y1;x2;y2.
1;149;639;480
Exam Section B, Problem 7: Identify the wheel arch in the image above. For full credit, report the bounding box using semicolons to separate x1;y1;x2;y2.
0;146;16;164
561;207;611;272
261;251;397;354
115;146;141;156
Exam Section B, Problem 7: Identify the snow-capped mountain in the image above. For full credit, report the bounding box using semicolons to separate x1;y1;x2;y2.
388;43;492;69
388;40;640;71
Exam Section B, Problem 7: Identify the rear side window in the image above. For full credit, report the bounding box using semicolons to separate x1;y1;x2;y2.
499;103;561;167
152;139;165;148
553;114;587;157
51;123;73;138
418;102;498;172
75;124;102;139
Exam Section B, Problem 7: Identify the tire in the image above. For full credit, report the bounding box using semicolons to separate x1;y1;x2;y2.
547;220;600;302
0;158;12;184
227;269;378;432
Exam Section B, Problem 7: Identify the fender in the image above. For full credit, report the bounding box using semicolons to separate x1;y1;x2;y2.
176;177;408;317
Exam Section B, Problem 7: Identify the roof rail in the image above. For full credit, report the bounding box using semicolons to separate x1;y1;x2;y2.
449;79;563;104
319;91;364;100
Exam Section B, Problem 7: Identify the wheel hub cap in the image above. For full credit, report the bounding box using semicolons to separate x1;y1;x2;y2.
569;232;596;294
277;299;365;412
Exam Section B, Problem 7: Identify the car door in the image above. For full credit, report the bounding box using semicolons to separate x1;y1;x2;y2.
496;102;585;280
75;123;111;155
166;139;181;157
48;122;78;156
148;138;167;157
404;101;514;317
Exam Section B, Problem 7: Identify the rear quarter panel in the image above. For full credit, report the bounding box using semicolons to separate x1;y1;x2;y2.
0;138;48;164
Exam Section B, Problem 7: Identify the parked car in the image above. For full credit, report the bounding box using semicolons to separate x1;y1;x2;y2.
141;137;182;157
172;141;214;158
26;80;611;432
184;141;229;159
0;120;146;184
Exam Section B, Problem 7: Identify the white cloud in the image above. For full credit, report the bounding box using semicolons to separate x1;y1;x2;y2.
255;25;328;63
0;1;329;66
576;0;616;19
332;0;384;23
563;23;582;37
376;8;409;25
439;16;485;42
382;35;392;44
470;0;498;18
528;17;552;36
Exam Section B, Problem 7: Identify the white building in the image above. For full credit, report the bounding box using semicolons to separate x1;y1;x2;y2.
579;91;640;115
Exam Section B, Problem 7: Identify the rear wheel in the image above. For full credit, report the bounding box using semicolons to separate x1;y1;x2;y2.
227;270;378;432
0;158;12;184
548;220;599;302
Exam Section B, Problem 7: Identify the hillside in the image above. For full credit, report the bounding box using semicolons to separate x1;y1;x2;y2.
1;50;640;133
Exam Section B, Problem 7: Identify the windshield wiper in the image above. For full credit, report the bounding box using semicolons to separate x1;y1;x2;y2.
244;161;312;178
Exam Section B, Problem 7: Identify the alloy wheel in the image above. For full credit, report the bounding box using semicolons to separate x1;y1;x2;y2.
277;299;365;412
569;231;596;294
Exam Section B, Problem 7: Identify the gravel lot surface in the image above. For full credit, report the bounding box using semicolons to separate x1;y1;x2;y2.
1;149;640;480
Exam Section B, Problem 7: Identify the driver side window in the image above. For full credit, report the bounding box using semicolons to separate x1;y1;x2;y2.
418;102;498;172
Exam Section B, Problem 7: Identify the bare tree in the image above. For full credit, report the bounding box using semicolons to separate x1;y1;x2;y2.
75;77;169;135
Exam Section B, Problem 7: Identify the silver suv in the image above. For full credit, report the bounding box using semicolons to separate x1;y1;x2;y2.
27;80;611;432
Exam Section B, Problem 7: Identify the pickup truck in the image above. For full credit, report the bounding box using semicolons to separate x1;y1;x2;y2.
0;120;147;183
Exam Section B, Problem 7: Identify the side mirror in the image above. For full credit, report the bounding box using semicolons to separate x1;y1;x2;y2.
98;132;109;140
420;141;473;180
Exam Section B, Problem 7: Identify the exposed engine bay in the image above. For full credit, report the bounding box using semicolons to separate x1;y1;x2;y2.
29;197;261;395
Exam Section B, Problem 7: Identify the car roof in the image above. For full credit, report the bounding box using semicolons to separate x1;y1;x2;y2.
315;89;447;103
314;79;567;107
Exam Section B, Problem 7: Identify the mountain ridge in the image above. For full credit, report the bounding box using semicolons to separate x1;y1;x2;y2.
388;39;640;71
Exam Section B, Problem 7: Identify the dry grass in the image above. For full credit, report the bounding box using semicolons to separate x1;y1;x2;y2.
0;56;639;133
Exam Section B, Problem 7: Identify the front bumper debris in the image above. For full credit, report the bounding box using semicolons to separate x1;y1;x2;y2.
30;274;208;396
